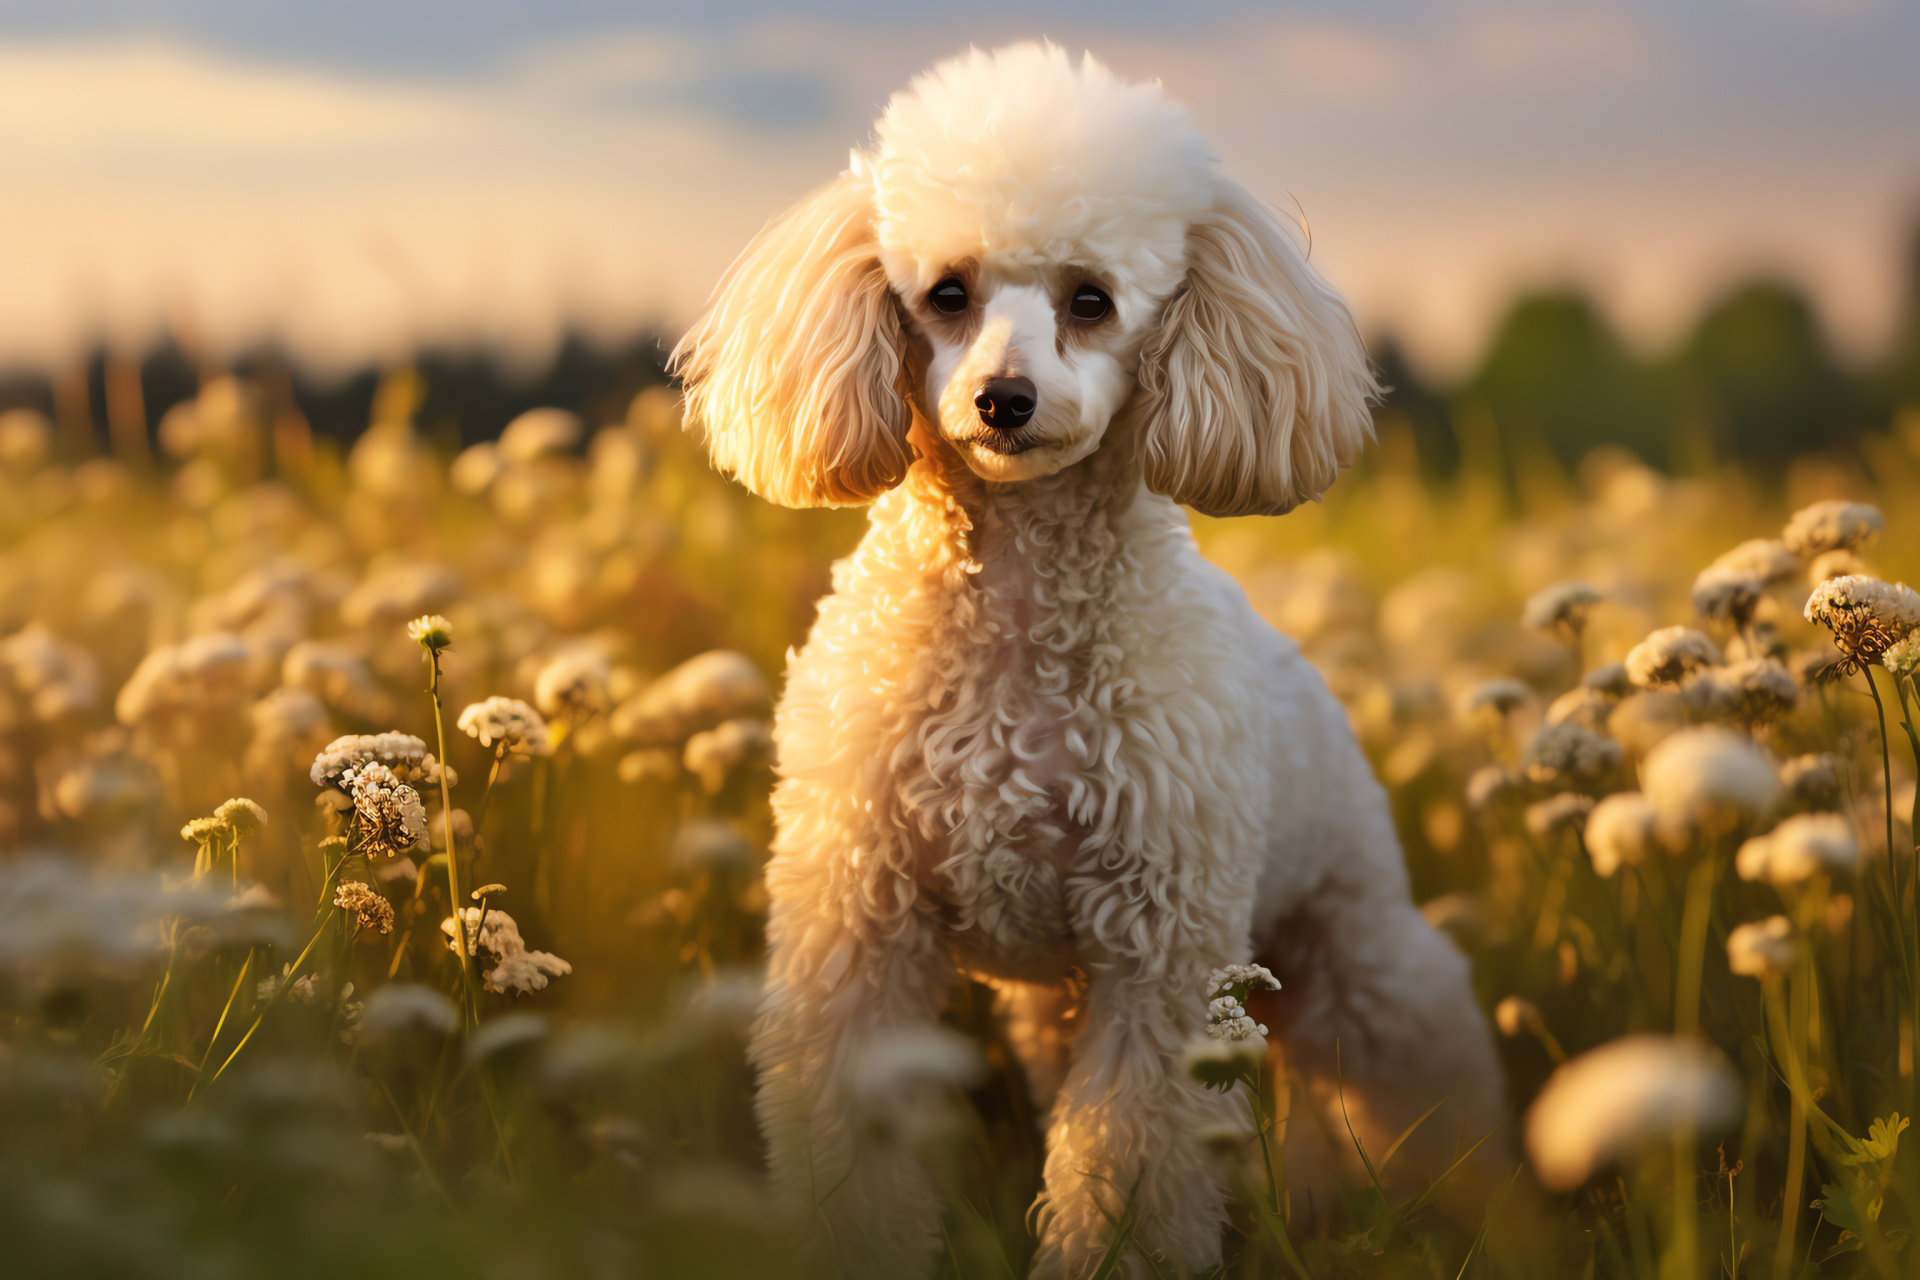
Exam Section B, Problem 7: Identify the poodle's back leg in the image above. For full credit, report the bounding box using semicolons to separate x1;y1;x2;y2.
1259;873;1510;1222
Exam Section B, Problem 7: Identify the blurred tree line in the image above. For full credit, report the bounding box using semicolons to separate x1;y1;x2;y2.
1386;221;1920;482
1;219;1917;480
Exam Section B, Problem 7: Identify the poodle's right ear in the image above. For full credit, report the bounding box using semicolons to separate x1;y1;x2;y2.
671;171;914;508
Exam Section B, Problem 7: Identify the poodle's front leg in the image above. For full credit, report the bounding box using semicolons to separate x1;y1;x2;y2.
751;886;953;1278
1030;946;1243;1279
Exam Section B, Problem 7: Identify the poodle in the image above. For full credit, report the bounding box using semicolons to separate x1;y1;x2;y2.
673;42;1505;1278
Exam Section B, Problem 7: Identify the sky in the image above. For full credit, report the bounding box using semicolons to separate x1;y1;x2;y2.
0;1;1915;381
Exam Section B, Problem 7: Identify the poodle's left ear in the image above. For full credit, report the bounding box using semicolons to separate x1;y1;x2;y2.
671;170;913;508
1131;179;1379;517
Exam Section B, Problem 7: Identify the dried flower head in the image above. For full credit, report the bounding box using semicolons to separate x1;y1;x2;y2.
1726;916;1795;978
1522;582;1601;638
406;614;454;653
1682;658;1799;726
442;907;572;995
1582;662;1633;698
1625;627;1723;689
1782;500;1884;557
683;718;774;793
457;696;553;756
1690;540;1795;625
1460;678;1532;729
214;798;267;837
342;762;428;857
1777;753;1840;811
610;650;772;745
1641;727;1781;848
1735;812;1861;885
114;632;250;724
333;881;395;934
310;733;453;790
1526;793;1595;840
1583;792;1656;877
1523;722;1623;786
1885;632;1920;681
1524;1035;1742;1190
533;646;612;719
1802;575;1920;675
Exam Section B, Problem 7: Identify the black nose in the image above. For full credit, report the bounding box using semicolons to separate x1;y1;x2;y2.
974;377;1037;430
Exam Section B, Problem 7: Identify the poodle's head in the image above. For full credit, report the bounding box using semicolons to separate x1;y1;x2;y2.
674;42;1377;515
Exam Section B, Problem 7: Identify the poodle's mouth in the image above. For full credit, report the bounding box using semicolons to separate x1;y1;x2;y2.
954;429;1039;457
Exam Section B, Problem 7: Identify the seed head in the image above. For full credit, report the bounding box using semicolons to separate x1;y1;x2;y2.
1641;727;1780;848
1782;500;1884;557
1522;582;1601;637
1735;812;1860;885
1525;1035;1741;1190
1583;792;1656;877
333;881;395;934
1802;575;1920;675
1625;627;1723;689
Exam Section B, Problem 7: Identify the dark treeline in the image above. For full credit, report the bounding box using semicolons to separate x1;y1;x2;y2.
3;221;1917;480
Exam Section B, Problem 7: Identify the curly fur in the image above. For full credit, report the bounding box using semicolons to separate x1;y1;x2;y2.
673;41;1504;1279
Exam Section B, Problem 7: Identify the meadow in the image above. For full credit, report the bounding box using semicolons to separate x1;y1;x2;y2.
1;363;1918;1279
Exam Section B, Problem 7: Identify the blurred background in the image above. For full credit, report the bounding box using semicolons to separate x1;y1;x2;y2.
1;0;1917;472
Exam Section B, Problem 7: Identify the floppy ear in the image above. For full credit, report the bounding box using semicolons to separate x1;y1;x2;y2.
671;171;913;507
1131;180;1379;517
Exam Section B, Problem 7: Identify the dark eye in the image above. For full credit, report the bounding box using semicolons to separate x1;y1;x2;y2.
1069;284;1112;322
928;277;968;314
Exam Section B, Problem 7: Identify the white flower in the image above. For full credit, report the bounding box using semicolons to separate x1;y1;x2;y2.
1726;916;1795;978
338;563;459;630
1526;794;1594;840
610;650;772;745
533;645;612;719
1777;753;1839;810
282;642;389;720
1625;627;1723;689
343;762;429;858
1524;1035;1742;1190
114;633;250;724
1691;540;1796;623
683;718;773;792
1735;812;1860;885
0;623;101;722
1887;633;1920;680
1204;963;1278;1041
360;983;460;1036
441;907;572;996
1641;727;1781;847
1681;659;1798;725
309;733;452;789
1803;575;1920;673
1522;582;1601;635
851;1027;987;1143
1182;1034;1267;1092
1461;678;1532;720
671;819;755;876
1207;964;1282;995
1522;722;1622;785
1782;500;1884;557
457;696;553;756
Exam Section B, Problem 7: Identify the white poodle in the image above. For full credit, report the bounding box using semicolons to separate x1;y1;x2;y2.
674;42;1504;1278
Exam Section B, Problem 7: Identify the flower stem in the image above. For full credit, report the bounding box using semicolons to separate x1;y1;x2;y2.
426;648;475;1025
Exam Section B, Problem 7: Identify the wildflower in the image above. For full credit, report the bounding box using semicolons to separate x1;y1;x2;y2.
0;624;101;722
442;907;572;995
851;1026;988;1144
1526;793;1594;840
611;650;772;745
1522;722;1622;786
338;563;459;630
1461;678;1532;719
1726;916;1795;978
1522;582;1601;637
1641;727;1780;847
1582;662;1633;697
1182;1034;1267;1092
1803;575;1920;674
342;762;429;857
1691;539;1796;625
457;696;553;756
1465;765;1517;812
333;881;395;934
114;633;250;724
310;733;453;790
533;645;612;719
1778;753;1840;811
214;798;267;837
683;718;774;793
406;614;453;654
1545;685;1613;731
617;748;681;785
1808;549;1868;585
1625;626;1723;689
1735;812;1861;885
1885;632;1920;681
1524;1035;1742;1190
360;983;459;1036
1583;792;1656;877
282;642;389;720
1782;500;1884;557
181;816;228;844
1205;964;1280;1041
1682;658;1799;725
672;820;755;876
